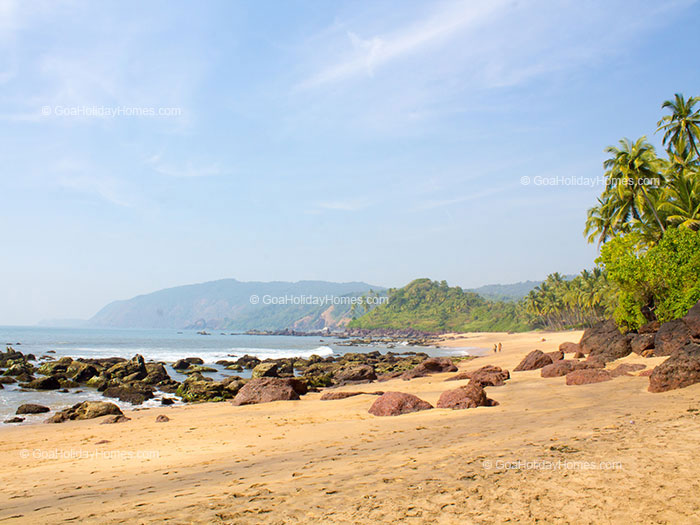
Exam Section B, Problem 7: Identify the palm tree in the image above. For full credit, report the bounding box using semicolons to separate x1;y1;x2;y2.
659;171;700;230
657;93;700;159
584;195;626;246
603;137;666;236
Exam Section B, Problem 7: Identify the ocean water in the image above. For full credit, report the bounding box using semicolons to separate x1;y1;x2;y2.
0;326;484;424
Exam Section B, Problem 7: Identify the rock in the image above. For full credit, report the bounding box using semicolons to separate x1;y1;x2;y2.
161;397;175;406
436;383;498;409
559;342;581;354
446;365;510;386
574;351;586;359
232;377;308;406
100;415;131;424
172;359;191;370
540;360;591;378
47;401;123;423
4;417;24;424
401;357;457;380
252;362;279;378
185;357;204;365
155;415;170;423
176;373;228;402
25;376;61;390
16;403;50;415
654;320;691;356
546;350;565;362
320;391;383;400
235;355;261;369
610;363;647;377
648;343;700;393
105;354;147;381
639;320;661;334
514;350;553;371
683;301;700;337
334;364;377;384
143;363;172;385
638;369;653;377
630;333;655;355
368;392;433;416
37;357;72;376
580;320;632;362
0;376;16;384
66;361;98;383
103;383;155;405
565;369;613;385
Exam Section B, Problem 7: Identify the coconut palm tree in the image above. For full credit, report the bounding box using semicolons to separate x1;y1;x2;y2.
660;171;700;231
657;93;700;159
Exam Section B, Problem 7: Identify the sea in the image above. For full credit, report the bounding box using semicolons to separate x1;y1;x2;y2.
0;326;485;424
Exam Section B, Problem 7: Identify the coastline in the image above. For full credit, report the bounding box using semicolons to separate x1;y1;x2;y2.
2;329;698;523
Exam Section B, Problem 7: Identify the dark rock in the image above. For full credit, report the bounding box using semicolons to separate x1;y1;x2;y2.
252;362;279;378
648;343;700;393
66;361;98;383
654;320;692;356
161;397;175;406
683;301;700;337
184;357;204;365
143;363;172;385
26;376;61;390
638;320;661;334
559;342;581;354
320;391;383;400
546;350;565;362
176;373;228;402
334;364;377;384
47;401;123;423
580;320;632;362
4;417;24;424
0;376;16;384
172;359;191;370
103;383;155;405
105;354;147;381
436;383;498;409
100;415;131;424
540;360;591;378
610;363;647;377
574;351;586;359
368;391;433;416
16;403;50;415
37;357;72;376
565;369;613;385
446;365;510;387
235;355;261;369
514;350;553;371
232;377;308;406
630;333;655;355
155;415;170;423
401;357;457;380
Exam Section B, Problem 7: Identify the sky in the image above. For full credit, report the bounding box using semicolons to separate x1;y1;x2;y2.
1;0;699;325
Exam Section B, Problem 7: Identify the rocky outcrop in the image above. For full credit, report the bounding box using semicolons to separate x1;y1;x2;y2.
580;320;631;363
546;350;565;362
565;369;613;385
514;350;553;371
25;376;61;390
103;383;155;405
16;403;50;414
175;373;241;402
436;383;498;409
66;361;98;383
47;401;123;423
368;392;433;416
630;333;655;355
446;365;510;387
610;363;647;377
100;415;131;424
654;320;691;356
540;360;591;378
401;357;457;380
252;362;280;378
232;377;308;406
683;302;700;337
334;364;377;385
648;343;700;393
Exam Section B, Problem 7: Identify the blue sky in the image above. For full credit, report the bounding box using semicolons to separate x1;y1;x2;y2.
1;0;699;324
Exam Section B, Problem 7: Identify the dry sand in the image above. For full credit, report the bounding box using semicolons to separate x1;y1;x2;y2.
2;330;700;524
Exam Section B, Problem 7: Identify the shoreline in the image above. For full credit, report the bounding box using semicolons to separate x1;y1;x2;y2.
3;329;698;523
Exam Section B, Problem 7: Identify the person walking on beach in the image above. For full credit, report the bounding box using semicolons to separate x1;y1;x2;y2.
493;344;498;353
498;342;502;353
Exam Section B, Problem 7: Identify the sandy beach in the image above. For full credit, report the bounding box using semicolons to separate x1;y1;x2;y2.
2;330;699;524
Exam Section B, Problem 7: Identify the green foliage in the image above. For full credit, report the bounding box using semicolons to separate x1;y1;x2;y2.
348;278;530;333
599;228;700;330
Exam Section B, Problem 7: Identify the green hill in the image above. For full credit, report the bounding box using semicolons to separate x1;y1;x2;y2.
348;278;530;333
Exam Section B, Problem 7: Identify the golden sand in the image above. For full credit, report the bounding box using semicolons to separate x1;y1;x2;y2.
1;330;699;524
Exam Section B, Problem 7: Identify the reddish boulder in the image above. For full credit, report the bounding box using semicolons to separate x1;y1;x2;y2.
654;320;691;356
683;301;700;337
639;320;661;334
368;392;433;416
445;365;509;386
546;350;564;362
436;383;498;410
565;369;613;385
320;391;383;400
574;351;586;359
514;350;553;371
610;363;647;377
630;333;655;355
540;360;590;378
580;320;632;362
559;342;581;354
401;357;457;380
232;377;308;406
648;344;700;393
